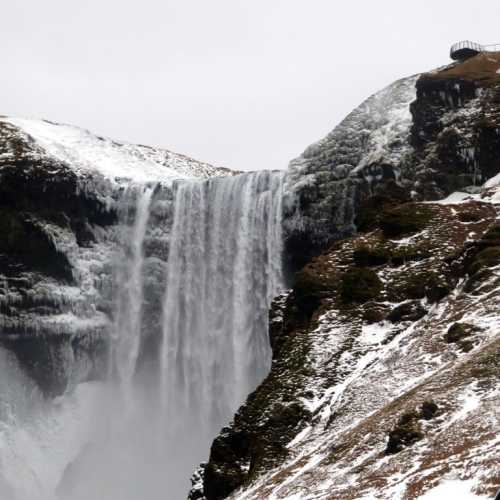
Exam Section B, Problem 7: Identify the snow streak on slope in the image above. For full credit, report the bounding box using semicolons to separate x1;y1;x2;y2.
161;171;285;496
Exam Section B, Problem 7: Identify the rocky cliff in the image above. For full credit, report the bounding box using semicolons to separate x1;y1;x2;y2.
0;117;228;398
193;54;500;499
283;52;500;271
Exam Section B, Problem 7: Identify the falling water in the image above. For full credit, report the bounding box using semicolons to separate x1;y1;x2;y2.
160;170;285;493
112;186;154;399
0;170;285;500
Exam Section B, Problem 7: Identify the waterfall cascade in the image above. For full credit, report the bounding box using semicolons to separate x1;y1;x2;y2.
112;186;154;399
161;171;285;493
0;170;285;500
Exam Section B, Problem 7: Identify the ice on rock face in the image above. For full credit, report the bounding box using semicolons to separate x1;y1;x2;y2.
281;75;419;261
288;75;418;181
0;157;286;500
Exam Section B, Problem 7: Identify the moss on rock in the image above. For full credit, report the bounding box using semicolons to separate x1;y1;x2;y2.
353;246;391;267
420;400;439;420
380;204;434;239
468;247;500;275
445;323;473;344
385;411;424;455
291;268;334;324
341;268;382;304
362;303;388;323
391;269;454;303
385;400;439;455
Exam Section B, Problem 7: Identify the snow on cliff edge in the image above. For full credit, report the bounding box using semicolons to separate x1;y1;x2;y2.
1;117;229;184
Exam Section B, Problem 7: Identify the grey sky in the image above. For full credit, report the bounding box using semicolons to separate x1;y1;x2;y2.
3;1;500;171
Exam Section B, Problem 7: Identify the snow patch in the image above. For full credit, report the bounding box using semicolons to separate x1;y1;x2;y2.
420;479;488;499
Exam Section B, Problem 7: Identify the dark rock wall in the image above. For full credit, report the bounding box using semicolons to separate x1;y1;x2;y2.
0;121;117;396
282;56;500;274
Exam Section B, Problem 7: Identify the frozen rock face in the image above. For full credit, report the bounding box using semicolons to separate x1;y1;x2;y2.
0;116;286;500
283;52;500;271
283;75;419;270
0;117;228;397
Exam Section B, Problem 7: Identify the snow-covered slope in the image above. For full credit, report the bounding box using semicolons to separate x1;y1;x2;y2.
1;117;229;184
198;186;500;500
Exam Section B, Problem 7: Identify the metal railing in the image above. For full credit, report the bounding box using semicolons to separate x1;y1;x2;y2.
450;41;500;58
483;43;500;52
450;40;484;55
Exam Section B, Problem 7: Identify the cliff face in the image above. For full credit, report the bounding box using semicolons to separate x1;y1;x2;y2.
0;117;227;397
282;74;418;271
283;52;500;271
409;52;500;199
195;54;500;499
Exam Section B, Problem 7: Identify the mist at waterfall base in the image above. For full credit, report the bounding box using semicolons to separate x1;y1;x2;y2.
0;171;285;500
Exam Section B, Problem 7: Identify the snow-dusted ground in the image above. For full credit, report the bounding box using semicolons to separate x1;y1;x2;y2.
228;191;500;500
2;117;228;184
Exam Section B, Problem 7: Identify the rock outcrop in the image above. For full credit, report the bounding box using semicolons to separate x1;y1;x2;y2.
282;52;500;273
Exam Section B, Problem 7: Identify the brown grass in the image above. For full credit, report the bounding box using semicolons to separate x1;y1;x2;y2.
432;52;500;87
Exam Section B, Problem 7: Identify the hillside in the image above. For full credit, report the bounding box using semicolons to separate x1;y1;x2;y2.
192;53;500;500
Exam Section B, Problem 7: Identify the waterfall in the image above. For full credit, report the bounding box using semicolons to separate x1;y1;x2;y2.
112;186;154;399
0;170;285;500
160;170;285;493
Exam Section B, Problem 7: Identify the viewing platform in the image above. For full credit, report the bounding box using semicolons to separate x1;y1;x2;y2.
450;41;500;61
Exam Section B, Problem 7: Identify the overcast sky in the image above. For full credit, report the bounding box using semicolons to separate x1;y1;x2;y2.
3;1;500;171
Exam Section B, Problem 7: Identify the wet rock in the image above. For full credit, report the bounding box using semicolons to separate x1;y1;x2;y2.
385;411;424;455
387;300;427;323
